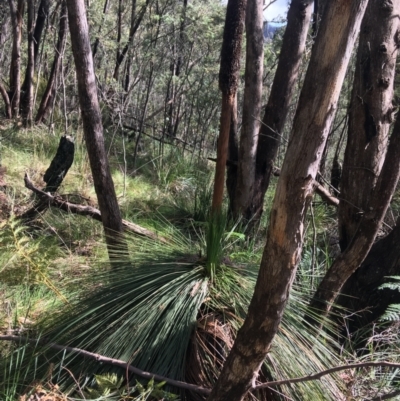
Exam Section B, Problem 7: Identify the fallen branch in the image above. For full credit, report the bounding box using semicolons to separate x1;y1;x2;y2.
0;335;210;395
23;173;169;243
1;334;399;396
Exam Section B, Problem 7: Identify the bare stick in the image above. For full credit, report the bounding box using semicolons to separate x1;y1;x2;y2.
0;335;211;395
1;334;399;396
23;173;169;243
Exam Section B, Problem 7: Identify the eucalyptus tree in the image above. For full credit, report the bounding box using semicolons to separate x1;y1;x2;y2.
246;0;314;223
207;1;369;399
66;0;128;261
8;0;24;118
211;0;246;213
36;1;68;124
233;0;263;218
309;0;400;320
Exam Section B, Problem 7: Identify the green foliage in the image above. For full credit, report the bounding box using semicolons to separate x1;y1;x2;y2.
0;340;40;401
379;277;400;321
0;217;64;297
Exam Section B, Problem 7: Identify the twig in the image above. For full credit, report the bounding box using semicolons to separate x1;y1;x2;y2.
23;173;169;244
370;389;400;400
0;335;211;395
1;335;400;396
254;361;400;390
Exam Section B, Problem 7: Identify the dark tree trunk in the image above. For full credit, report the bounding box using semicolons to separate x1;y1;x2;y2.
211;0;246;213
207;2;368;400
21;0;35;127
35;1;68;124
338;0;400;251
33;0;50;67
309;108;400;320
337;218;400;335
244;0;313;224
66;0;128;260
19;135;75;222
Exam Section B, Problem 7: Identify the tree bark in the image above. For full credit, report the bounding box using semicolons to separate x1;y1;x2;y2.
338;0;400;251
8;0;24;118
309;109;400;320
233;0;263;218
226;93;239;217
66;0;128;260
33;0;50;67
21;0;35;127
211;0;246;213
35;1;68;124
245;0;313;224
337;217;400;334
207;2;368;400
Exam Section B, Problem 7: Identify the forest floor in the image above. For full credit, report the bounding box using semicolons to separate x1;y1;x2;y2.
1;122;396;401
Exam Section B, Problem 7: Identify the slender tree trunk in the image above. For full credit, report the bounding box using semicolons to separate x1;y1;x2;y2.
338;0;400;251
8;0;24;118
66;0;128;260
244;0;313;224
33;0;50;67
21;0;35;127
92;0;109;58
207;2;368;400
35;1;68;124
233;0;263;218
226;93;239;217
113;0;149;80
0;83;11;119
211;0;246;213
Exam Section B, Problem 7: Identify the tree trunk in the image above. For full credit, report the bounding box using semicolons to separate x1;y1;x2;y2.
33;0;50;67
226;93;239;218
35;1;68;124
8;0;24;118
113;0;149;80
309;108;400;320
207;2;368;400
244;0;313;224
211;0;246;213
21;0;34;127
233;0;263;218
338;0;400;251
92;0;109;59
66;0;128;260
337;217;400;335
